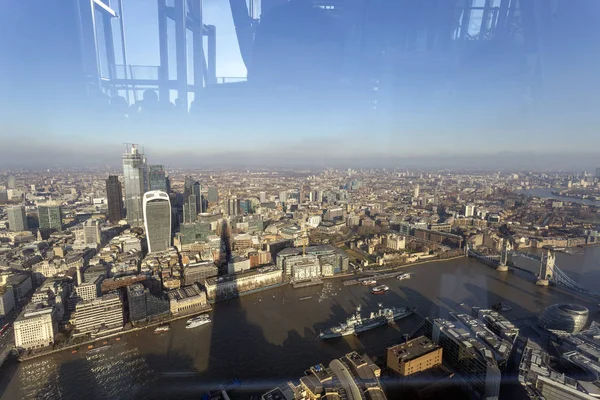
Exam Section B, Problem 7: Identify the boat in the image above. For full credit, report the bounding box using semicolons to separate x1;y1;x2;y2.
298;296;312;301
154;325;170;333
87;344;111;354
186;314;211;329
492;302;512;312
371;285;389;294
319;304;412;339
397;273;411;281
361;279;377;286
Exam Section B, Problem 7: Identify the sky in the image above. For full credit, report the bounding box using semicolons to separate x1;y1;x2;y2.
1;0;599;169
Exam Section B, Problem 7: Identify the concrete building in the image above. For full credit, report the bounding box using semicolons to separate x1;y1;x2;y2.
465;204;475;217
14;306;57;350
143;190;172;253
71;293;124;337
81;219;101;245
167;284;208;315
277;245;349;276
7;205;28;232
183;261;218;286
4;273;33;307
227;256;251;275
290;255;321;281
387;336;443;376
205;267;282;301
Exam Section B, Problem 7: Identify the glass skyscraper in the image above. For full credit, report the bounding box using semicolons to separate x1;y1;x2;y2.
38;204;62;233
7;205;28;232
143;191;172;253
122;146;147;227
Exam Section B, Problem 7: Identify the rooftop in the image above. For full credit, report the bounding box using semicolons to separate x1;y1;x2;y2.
388;336;440;362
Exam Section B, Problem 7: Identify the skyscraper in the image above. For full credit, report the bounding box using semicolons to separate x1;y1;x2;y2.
7;175;16;190
7;205;28;232
193;182;202;213
183;194;197;223
143;191;172;253
106;175;125;223
83;219;101;244
207;187;218;203
38;205;62;233
122;146;147;227
147;165;168;192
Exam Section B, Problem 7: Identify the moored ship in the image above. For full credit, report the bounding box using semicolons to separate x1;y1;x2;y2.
154;325;170;333
397;273;411;280
319;304;411;339
361;279;377;286
186;314;211;329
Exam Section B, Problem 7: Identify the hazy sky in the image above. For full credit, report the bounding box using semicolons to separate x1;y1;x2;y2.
1;0;599;169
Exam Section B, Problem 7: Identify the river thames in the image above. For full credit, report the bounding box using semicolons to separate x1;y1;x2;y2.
1;247;600;399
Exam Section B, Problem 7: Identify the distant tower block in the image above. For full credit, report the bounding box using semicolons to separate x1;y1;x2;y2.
496;239;509;272
536;249;555;286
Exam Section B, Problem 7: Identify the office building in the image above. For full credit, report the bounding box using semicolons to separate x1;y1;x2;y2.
465;204;475;217
414;184;420;198
262;351;386;400
70;293;123;337
425;318;501;400
183;261;218;286
147;164;168;192
127;283;170;323
228;196;241;216
193;181;202;213
227;256;252;275
167;284;208;315
122;146;147;227
143;190;172;253
7;175;16;190
38;204;62;233
207;187;218;203
13;306;57;350
387;336;443;376
0;189;7;204
83;219;101;244
0;285;15;319
538;304;589;334
105;175;125;223
7;205;28;232
183;194;197;223
277;245;349;276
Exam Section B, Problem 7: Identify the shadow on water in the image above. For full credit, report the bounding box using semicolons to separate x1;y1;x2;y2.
0;359;17;399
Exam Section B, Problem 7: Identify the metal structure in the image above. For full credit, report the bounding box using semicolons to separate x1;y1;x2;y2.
512;250;600;296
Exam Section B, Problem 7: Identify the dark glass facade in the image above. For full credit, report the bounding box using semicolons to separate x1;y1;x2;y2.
106;175;125;223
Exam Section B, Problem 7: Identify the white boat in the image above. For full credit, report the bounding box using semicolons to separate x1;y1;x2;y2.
361;279;377;286
154;325;170;333
186;315;211;329
397;273;411;281
371;285;389;294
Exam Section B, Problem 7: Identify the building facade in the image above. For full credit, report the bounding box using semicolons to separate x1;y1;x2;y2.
147;164;168;192
387;336;443;376
14;306;57;350
105;175;125;223
38;204;62;233
143;191;172;253
71;293;124;337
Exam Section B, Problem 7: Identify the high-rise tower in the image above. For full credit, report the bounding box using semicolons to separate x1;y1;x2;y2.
7;205;28;232
106;175;125;223
122;145;147;227
147;165;168;192
143;191;172;253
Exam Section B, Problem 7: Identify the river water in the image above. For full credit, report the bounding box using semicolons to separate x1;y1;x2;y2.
517;187;599;206
1;250;600;399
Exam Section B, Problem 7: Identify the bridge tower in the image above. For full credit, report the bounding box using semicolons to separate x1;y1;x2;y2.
496;239;509;272
536;249;555;286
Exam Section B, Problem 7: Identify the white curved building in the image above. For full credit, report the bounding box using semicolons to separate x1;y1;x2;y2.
143;191;172;253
